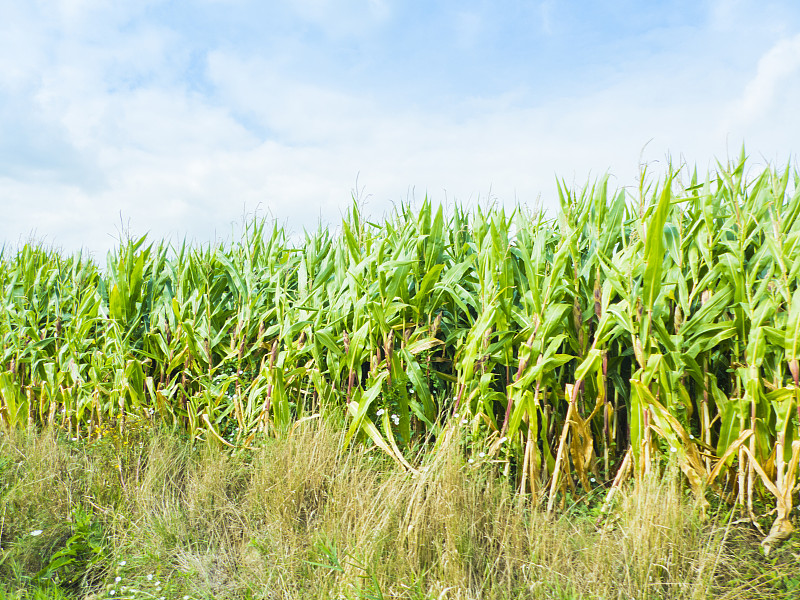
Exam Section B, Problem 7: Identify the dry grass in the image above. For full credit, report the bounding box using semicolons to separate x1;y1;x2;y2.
1;421;798;600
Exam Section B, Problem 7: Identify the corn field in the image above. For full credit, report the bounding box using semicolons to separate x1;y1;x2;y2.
1;154;799;549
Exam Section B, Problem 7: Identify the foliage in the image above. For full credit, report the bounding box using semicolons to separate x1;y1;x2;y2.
34;506;106;591
2;422;780;600
0;153;799;548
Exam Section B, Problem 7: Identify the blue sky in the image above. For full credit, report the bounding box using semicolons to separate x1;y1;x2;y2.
1;0;799;257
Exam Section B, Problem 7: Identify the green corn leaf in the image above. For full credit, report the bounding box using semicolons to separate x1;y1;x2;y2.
784;287;800;360
574;348;602;381
642;177;674;313
344;371;389;448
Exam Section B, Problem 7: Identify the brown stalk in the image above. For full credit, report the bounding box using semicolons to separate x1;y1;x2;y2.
595;446;633;528
547;381;581;516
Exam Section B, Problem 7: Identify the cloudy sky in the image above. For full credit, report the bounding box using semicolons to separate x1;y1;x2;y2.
1;0;799;258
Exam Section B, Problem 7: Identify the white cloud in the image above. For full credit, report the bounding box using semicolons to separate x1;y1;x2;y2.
732;33;800;123
0;45;779;257
206;51;377;144
0;7;48;91
1;0;798;259
127;47;745;233
714;32;800;167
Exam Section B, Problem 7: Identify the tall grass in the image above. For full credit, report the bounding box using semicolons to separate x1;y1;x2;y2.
5;419;793;599
1;153;799;552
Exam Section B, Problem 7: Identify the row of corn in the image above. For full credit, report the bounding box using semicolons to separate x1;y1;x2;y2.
1;152;798;548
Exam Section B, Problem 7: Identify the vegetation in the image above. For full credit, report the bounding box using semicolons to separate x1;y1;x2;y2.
1;152;800;597
1;421;799;599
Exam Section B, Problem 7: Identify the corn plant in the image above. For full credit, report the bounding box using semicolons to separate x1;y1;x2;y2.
1;154;798;549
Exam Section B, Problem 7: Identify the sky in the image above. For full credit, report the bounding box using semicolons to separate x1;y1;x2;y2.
1;0;799;258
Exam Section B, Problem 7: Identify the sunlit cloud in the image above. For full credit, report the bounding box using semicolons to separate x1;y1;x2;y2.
735;33;800;123
0;0;798;258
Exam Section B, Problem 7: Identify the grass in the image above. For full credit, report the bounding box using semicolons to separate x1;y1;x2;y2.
1;418;798;600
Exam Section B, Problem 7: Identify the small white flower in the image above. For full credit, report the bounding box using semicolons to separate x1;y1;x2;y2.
590;477;596;483
115;576;121;583
689;434;694;439
376;408;385;416
184;596;190;600
30;530;43;537
670;447;678;453
109;591;115;596
118;560;126;566
147;574;153;581
461;418;468;425
71;437;77;441
468;458;474;464
478;452;486;458
238;370;243;375
391;414;400;425
499;436;508;444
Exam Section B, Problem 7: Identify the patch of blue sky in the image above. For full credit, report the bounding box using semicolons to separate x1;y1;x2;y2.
130;1;746;110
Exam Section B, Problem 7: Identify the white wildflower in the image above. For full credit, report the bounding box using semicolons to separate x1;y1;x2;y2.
29;530;43;537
